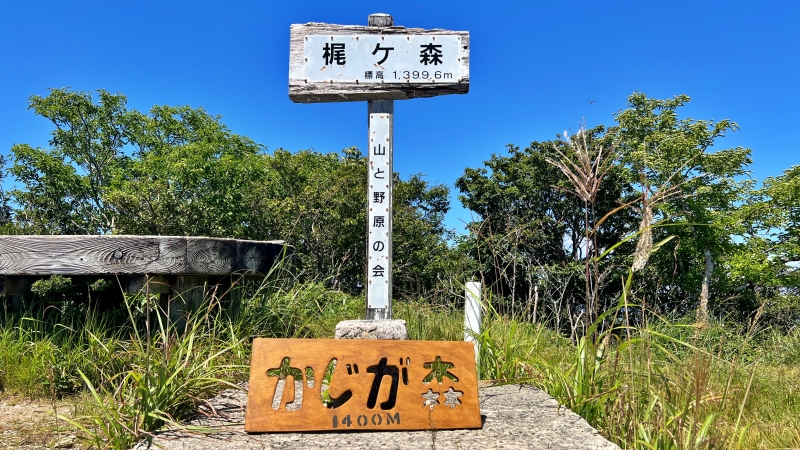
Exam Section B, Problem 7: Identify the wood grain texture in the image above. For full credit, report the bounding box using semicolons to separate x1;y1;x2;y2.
245;338;481;433
0;235;287;276
289;23;469;103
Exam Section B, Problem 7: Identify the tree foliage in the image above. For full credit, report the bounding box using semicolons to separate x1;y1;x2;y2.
456;126;637;325
10;90;130;233
726;165;800;325
6;88;798;329
612;93;753;321
457;93;763;329
108;105;266;237
6;88;459;298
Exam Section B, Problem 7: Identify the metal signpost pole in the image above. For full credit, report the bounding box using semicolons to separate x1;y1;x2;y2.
366;13;393;320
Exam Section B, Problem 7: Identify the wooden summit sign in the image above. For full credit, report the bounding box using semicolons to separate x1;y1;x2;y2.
245;339;481;432
244;15;478;435
289;19;470;102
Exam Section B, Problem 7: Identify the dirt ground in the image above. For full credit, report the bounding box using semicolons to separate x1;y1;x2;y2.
0;395;81;450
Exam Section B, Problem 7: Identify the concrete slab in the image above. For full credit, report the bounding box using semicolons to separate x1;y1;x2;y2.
334;319;409;340
133;383;620;450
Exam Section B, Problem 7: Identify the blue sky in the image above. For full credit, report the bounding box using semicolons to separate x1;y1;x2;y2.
1;1;798;233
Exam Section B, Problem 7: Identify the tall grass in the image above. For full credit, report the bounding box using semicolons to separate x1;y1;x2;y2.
0;308;122;398
412;270;798;449
2;278;800;449
62;292;245;449
468;296;800;449
0;274;371;448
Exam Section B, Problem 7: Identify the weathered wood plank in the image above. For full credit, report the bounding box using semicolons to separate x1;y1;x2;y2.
289;23;470;103
0;235;287;276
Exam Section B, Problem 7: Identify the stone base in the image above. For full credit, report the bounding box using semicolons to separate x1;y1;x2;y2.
133;384;620;450
334;319;408;340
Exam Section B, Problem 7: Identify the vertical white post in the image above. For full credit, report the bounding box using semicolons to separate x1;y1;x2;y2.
465;281;481;360
366;14;393;320
366;102;392;319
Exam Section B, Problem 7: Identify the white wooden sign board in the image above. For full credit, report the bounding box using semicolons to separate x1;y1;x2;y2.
289;23;469;103
302;35;462;83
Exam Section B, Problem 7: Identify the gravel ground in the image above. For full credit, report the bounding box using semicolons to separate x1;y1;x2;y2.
133;383;620;450
0;396;79;450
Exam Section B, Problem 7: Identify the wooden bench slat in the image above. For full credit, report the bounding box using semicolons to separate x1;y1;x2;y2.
0;235;287;275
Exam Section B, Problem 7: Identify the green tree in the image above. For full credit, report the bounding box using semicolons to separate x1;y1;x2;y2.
0;154;17;232
393;173;460;299
244;149;457;297
248;148;368;291
10;89;131;233
755;166;800;288
726;165;800;325
107;105;266;237
612;93;753;322
457;93;755;328
456;126;637;327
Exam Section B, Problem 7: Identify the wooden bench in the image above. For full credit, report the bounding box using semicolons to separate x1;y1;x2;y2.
0;235;289;311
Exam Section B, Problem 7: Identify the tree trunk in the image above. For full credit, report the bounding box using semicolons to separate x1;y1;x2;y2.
697;247;714;324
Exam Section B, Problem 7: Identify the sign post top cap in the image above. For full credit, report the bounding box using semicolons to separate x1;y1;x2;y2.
368;14;393;27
